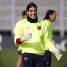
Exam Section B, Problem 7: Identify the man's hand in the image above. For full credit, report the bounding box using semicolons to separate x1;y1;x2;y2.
53;49;63;61
21;33;32;42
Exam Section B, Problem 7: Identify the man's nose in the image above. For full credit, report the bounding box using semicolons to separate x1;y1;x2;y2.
32;11;35;14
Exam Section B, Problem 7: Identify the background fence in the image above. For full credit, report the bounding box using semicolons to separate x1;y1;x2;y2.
0;0;67;37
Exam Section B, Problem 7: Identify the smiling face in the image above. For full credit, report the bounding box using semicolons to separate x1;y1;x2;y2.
27;7;37;19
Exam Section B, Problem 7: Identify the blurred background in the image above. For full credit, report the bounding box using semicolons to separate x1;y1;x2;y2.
0;0;67;67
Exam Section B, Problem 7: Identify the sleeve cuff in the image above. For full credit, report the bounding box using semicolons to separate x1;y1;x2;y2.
16;38;22;44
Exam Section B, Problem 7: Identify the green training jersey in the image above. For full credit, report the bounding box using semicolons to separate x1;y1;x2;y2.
13;19;56;55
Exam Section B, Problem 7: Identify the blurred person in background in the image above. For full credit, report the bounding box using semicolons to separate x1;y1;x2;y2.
0;34;2;51
13;2;62;67
21;10;27;19
16;10;27;67
43;10;57;67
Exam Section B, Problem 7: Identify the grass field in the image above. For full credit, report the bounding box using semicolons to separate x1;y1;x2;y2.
0;49;67;67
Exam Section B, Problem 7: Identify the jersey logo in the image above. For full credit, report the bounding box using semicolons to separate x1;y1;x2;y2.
37;26;41;30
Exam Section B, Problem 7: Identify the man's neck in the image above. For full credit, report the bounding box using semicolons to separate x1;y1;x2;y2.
27;16;38;23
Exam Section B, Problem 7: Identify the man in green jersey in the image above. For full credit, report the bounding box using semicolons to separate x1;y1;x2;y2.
13;2;62;67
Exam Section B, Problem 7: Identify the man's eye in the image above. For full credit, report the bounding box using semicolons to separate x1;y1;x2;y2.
30;10;37;12
30;10;33;12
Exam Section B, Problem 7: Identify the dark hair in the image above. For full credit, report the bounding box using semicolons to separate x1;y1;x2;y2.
22;10;27;16
44;10;55;20
26;2;37;11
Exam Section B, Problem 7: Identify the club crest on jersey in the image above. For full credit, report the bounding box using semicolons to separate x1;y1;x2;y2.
37;26;41;30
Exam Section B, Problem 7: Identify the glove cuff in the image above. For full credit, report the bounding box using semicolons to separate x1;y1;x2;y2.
53;49;60;54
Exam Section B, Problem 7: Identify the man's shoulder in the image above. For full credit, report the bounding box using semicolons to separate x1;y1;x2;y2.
16;19;27;25
41;19;49;24
41;19;47;22
17;19;27;23
37;19;42;23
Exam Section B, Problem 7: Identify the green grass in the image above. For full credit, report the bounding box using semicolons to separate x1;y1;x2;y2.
51;51;67;67
0;50;67;67
0;49;18;67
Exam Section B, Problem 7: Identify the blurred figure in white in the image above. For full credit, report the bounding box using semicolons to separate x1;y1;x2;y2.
0;34;2;51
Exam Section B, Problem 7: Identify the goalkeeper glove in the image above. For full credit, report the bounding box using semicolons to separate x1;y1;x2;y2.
53;49;62;61
21;32;32;42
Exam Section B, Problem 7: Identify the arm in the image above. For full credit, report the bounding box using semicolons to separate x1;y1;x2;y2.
42;21;56;52
13;21;24;45
43;21;62;61
13;21;32;45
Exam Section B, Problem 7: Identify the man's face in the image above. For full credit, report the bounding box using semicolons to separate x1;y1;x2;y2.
27;7;37;19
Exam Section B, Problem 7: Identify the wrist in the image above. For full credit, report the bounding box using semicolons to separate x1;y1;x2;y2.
21;37;25;42
53;49;59;54
16;38;22;44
